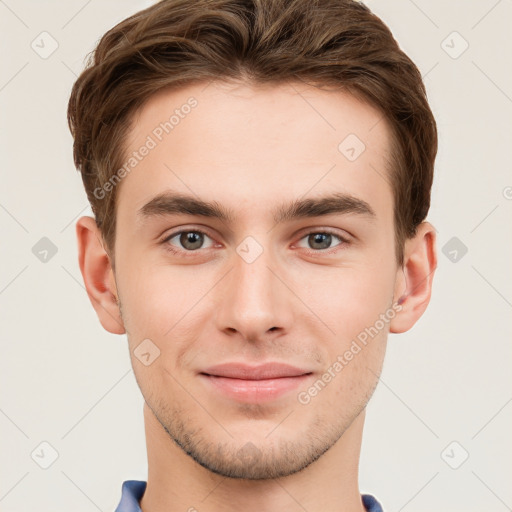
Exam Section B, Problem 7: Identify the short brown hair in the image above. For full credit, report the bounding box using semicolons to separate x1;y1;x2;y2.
68;0;437;266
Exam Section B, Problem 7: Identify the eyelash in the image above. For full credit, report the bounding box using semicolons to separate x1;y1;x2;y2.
160;227;350;258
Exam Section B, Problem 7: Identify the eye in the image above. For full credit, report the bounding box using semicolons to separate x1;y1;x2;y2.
295;230;348;253
160;227;349;258
163;229;216;253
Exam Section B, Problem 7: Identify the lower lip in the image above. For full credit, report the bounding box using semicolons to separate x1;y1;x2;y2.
199;373;313;403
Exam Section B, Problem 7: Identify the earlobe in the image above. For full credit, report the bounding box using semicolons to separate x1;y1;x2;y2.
390;222;437;334
76;216;126;335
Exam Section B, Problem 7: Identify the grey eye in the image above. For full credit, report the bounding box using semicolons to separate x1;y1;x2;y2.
166;230;215;251
297;232;345;251
307;233;334;250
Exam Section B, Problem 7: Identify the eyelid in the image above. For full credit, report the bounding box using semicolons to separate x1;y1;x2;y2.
161;226;218;246
294;226;352;241
160;226;349;243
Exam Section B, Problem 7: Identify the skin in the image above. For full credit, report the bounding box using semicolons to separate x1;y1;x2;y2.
76;80;437;512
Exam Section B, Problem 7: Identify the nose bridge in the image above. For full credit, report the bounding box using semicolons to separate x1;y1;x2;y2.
215;236;291;340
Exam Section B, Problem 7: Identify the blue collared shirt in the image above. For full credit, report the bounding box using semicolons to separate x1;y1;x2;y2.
114;480;384;512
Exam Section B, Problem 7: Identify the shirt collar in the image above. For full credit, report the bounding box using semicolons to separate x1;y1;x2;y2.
114;480;384;512
114;480;146;512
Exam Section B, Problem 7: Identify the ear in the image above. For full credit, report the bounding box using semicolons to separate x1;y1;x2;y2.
390;221;437;333
76;216;126;335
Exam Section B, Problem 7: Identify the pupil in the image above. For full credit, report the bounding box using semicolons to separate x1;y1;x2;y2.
309;233;331;250
181;232;203;250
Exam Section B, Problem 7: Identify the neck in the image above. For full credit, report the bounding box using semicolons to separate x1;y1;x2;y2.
139;402;367;512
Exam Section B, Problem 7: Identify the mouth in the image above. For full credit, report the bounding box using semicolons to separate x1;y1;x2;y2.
198;362;314;403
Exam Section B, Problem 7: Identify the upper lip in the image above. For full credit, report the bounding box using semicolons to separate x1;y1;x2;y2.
200;362;312;380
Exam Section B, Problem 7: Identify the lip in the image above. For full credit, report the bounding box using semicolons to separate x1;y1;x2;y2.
199;362;314;403
200;362;312;380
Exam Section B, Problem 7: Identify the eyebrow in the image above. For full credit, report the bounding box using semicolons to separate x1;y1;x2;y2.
138;191;376;225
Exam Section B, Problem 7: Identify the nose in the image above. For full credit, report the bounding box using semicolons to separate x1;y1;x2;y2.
214;241;294;343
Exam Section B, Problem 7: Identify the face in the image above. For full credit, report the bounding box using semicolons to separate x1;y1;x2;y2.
112;80;402;479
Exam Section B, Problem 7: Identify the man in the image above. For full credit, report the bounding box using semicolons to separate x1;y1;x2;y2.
68;0;437;510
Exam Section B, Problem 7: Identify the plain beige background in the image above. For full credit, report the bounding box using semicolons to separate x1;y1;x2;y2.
1;1;511;511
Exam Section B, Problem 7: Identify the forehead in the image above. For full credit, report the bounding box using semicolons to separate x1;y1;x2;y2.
118;80;394;226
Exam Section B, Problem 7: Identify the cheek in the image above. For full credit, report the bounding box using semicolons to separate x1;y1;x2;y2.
302;266;393;400
303;264;395;337
316;295;389;411
117;262;216;350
